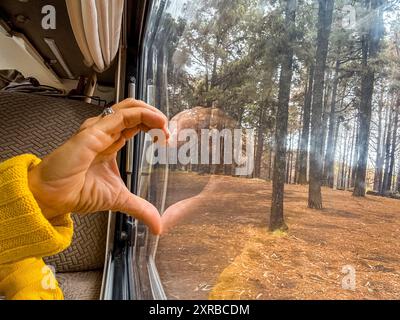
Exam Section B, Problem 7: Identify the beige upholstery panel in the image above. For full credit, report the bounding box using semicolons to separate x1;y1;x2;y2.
57;270;103;300
0;92;107;272
44;213;108;272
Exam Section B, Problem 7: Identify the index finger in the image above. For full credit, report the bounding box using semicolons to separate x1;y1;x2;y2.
71;107;169;163
113;98;168;123
95;107;169;137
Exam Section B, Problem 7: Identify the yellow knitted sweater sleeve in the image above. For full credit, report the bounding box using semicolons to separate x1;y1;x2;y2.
0;154;73;265
0;258;64;300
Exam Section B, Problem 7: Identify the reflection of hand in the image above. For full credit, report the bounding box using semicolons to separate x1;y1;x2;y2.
161;176;218;234
161;106;238;234
28;99;169;235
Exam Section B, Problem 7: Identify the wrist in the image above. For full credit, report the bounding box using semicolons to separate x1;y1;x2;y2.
27;164;59;220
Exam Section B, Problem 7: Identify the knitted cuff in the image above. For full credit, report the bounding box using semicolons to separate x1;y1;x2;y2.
0;154;73;265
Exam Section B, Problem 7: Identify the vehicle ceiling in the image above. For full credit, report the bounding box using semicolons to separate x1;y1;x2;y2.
0;0;116;86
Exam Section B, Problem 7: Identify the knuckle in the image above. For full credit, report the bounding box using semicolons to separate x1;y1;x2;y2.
77;127;108;152
121;98;136;108
80;126;99;139
80;117;97;130
83;125;108;139
125;97;136;103
114;109;125;123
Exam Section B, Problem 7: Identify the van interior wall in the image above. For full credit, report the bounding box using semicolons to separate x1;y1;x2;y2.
0;32;116;101
0;31;63;89
61;79;116;105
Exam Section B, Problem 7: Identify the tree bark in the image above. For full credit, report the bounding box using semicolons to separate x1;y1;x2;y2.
351;118;359;187
396;161;400;193
308;0;335;209
347;124;357;189
340;129;349;189
270;0;297;232
333;117;342;187
381;106;393;194
254;107;265;178
286;134;294;183
298;65;314;184
267;137;273;180
294;125;302;183
324;59;341;187
387;102;399;191
374;89;385;191
321;68;332;160
353;0;383;197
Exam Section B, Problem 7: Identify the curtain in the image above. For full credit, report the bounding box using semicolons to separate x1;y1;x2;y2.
66;0;124;73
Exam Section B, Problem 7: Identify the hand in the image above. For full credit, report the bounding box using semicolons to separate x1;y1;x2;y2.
28;99;169;235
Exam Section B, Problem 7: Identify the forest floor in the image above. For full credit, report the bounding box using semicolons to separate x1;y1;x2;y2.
156;171;400;300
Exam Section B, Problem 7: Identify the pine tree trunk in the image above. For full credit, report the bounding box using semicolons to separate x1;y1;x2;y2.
333;117;342;188
353;0;383;197
324;59;341;187
308;0;335;209
270;0;297;232
374;90;384;191
377;103;391;189
387;102;399;191
351;119;359;187
289;147;294;183
267;138;273;180
321;69;332;160
396;162;400;193
298;65;314;184
382;106;393;194
347;124;357;189
345;131;352;189
339;129;349;189
353;49;375;195
286;134;293;184
254;107;265;178
337;131;342;188
295;125;302;183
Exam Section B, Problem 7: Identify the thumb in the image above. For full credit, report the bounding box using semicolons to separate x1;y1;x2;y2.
115;189;162;235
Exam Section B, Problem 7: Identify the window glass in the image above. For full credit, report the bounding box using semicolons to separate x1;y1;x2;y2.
140;0;400;300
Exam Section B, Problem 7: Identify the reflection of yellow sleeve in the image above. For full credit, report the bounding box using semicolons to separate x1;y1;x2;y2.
0;154;73;265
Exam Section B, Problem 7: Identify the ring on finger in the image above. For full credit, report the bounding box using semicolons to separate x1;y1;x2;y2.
101;107;115;118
